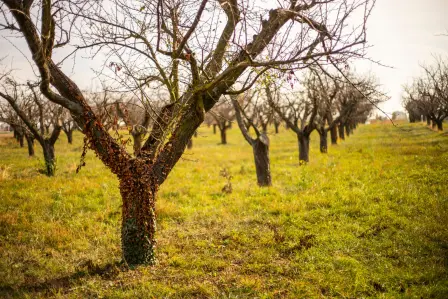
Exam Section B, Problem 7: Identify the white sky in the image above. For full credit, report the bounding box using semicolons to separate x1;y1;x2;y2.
1;0;447;114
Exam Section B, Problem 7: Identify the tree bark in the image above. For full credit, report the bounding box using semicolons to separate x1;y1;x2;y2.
213;124;217;134
274;121;280;134
119;165;157;265
25;135;35;157
338;124;345;140
65;129;73;144
436;120;443;131
42;141;56;176
345;123;351;137
298;134;310;163
132;132;143;155
252;137;271;186
330;126;338;145
187;138;193;149
220;127;227;144
426;116;431;126
18;132;24;147
319;130;328;153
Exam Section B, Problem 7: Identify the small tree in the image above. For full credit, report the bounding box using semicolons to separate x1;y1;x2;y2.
232;91;272;186
0;79;62;175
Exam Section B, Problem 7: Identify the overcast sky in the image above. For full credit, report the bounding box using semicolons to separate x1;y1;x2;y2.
1;0;447;115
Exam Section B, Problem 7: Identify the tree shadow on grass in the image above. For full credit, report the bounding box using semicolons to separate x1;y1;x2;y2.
0;260;126;298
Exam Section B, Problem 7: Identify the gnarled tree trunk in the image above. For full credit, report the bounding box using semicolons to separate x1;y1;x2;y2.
42;141;56;176
220;127;227;144
298;134;310;163
65;129;73;144
119;165;157;265
338;124;345;140
330;126;338;145
319;130;328;153
25;134;35;157
252;136;271;186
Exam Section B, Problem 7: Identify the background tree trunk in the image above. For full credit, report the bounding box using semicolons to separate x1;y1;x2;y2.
298;134;310;163
339;124;345;140
220;127;227;144
25;135;35;157
345;123;351;137
252;137;271;186
119;167;156;266
330;126;338;145
426;116;431;126
42;142;56;176
319;131;328;153
436;120;443;131
213;124;217;134
18;133;24;148
132;133;143;155
65;130;73;144
187;138;193;149
274;122;280;134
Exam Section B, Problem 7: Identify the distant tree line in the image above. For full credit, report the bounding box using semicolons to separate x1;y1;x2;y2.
403;57;448;130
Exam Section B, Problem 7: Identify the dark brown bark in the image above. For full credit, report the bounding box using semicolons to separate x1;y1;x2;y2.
42;141;56;176
330;125;338;145
319;130;328;153
220;127;227;144
274;121;280;134
436;120;443;131
253;137;271;186
345;123;351;137
298;134;310;163
119;163;156;265
64;129;73;144
18;131;24;147
132;132;143;155
338;124;345;140
25;134;35;157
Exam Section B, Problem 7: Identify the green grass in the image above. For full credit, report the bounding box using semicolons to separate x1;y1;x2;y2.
0;122;447;298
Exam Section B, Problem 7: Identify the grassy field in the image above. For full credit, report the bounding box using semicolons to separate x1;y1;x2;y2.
0;122;447;298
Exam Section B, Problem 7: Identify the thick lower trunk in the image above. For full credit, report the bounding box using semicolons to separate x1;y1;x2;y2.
220;128;227;144
436;120;443;131
187;138;193;149
431;120;436;129
120;169;156;265
42;142;56;176
25;135;34;157
330;126;338;145
298;134;310;163
213;124;217;134
339;124;345;140
319;131;328;153
65;130;73;144
252;138;271;186
345;123;351;137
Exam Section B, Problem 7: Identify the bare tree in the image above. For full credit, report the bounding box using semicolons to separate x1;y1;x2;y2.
0;78;62;175
232;91;271;186
266;73;318;163
403;57;448;131
209;100;234;144
0;0;374;265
